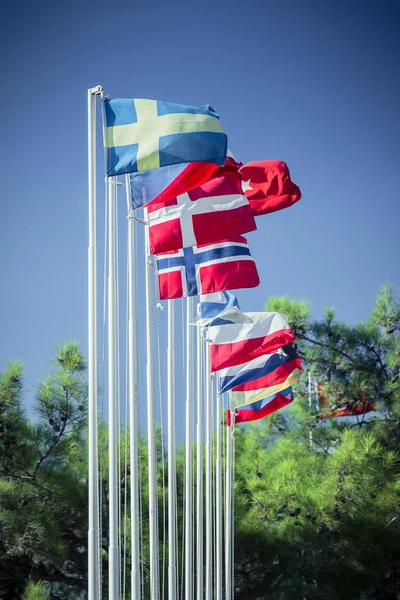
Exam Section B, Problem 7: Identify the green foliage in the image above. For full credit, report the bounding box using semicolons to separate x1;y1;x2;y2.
22;581;50;600
232;286;400;599
1;288;400;598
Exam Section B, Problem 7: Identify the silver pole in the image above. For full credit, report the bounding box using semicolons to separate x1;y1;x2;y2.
308;371;313;448
88;84;102;600
225;408;234;600
144;220;160;600
167;299;177;600
185;296;195;600
108;177;119;600
126;176;140;600
215;378;222;600
205;345;213;600
195;306;204;600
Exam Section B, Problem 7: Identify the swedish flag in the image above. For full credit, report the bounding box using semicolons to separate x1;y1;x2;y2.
103;98;228;176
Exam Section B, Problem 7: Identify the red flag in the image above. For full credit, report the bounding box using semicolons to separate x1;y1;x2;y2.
317;386;376;419
147;166;256;255
239;160;301;216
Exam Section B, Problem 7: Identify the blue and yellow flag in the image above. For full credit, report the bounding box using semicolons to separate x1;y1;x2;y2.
103;98;228;176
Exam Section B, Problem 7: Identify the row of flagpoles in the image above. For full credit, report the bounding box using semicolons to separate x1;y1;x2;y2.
88;85;304;600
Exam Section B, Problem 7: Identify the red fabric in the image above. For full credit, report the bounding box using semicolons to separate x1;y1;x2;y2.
226;393;293;425
147;165;256;255
232;358;303;392
210;329;296;372
317;385;377;419
239;160;301;216
198;258;259;295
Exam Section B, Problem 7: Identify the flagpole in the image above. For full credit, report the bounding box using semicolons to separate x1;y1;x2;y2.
225;407;235;600
205;344;213;600
88;85;102;600
308;371;313;448
144;218;159;600
195;305;203;600
185;296;195;600
215;377;222;600
125;176;140;600
167;298;177;600
107;176;119;600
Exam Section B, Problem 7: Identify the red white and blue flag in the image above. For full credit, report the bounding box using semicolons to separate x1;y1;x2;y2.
226;387;294;425
147;167;256;255
130;162;221;209
206;312;296;372
230;359;303;409
156;236;259;300
218;344;298;393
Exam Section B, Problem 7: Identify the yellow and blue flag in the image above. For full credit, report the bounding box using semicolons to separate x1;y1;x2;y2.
103;98;228;176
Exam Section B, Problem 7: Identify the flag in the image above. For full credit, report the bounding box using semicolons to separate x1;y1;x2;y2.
226;387;294;425
317;386;376;419
206;312;295;372
146;167;256;255
230;360;303;409
196;292;252;326
103;98;227;176
130;162;221;209
239;160;301;216
219;344;298;393
156;236;259;300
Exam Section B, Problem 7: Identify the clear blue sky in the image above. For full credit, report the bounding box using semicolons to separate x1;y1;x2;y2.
1;0;399;434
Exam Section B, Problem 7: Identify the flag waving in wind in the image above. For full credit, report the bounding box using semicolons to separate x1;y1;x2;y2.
207;312;295;372
226;387;294;425
130;162;221;210
240;160;302;216
156;236;259;300
146;166;256;254
219;345;299;393
197;292;252;326
103;98;227;176
230;358;303;409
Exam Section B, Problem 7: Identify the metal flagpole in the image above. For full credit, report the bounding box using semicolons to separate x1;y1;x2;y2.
308;372;313;448
144;217;160;600
167;298;177;600
185;296;195;600
88;84;102;600
125;176;140;600
225;406;235;600
107;176;119;600
195;305;203;600
205;344;213;600
215;376;222;600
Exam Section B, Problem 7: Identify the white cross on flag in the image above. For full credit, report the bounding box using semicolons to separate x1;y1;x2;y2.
146;166;257;255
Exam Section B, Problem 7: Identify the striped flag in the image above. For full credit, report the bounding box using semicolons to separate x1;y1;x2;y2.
230;360;303;409
130;162;220;209
196;292;252;326
219;345;298;393
103;98;227;176
206;312;295;372
226;387;294;425
156;236;259;300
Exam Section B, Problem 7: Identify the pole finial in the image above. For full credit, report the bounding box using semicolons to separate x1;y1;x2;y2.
89;85;103;95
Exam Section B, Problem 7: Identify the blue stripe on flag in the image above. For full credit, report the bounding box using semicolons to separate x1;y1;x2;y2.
220;347;297;394
158;132;227;167
156;245;250;272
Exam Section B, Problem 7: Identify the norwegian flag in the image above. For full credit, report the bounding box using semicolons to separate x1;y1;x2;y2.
156;236;260;300
146;166;256;255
